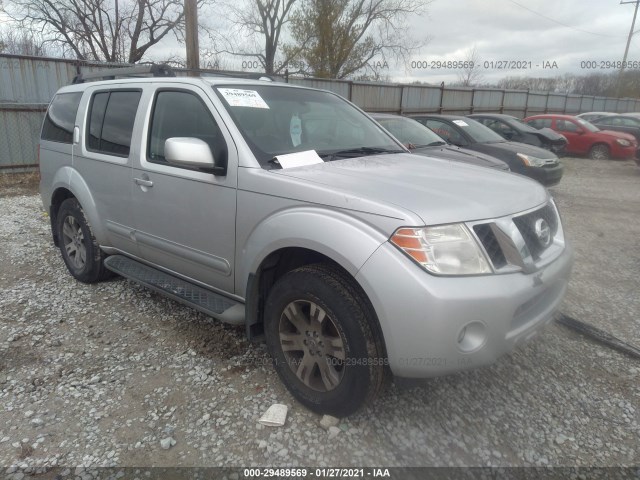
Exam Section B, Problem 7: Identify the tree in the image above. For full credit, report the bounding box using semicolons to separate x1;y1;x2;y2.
456;45;483;87
5;0;192;63
0;29;50;56
215;0;301;74
285;0;430;79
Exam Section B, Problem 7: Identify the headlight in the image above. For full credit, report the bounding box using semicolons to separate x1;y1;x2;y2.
616;138;631;147
390;224;491;275
517;153;547;167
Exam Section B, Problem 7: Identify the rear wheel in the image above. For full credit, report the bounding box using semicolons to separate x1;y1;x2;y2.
589;144;610;160
57;198;111;283
264;264;386;416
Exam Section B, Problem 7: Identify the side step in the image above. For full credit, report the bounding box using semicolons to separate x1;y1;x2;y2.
104;255;245;325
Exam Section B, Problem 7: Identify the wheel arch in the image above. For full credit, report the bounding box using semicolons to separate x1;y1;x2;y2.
245;246;388;361
47;167;106;246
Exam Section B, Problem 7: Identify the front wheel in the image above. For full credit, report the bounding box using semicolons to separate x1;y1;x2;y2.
264;264;386;416
589;144;610;160
56;198;111;283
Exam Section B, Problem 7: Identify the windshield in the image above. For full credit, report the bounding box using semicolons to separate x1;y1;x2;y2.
576;118;600;132
375;116;446;147
453;118;506;144
214;85;402;164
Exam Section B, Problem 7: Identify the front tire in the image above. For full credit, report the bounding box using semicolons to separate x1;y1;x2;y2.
264;264;386;416
56;198;111;283
589;144;610;160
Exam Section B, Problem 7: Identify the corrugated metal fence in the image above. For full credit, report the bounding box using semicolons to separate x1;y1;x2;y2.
3;53;640;171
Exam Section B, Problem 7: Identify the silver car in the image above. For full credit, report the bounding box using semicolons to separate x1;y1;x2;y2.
39;70;573;416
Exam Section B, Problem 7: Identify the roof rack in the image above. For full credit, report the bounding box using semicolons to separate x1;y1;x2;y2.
72;64;175;84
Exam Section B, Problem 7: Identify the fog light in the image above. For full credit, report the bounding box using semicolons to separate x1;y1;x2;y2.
457;321;487;352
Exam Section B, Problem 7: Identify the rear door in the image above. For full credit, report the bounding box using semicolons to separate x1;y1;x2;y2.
75;87;143;254
131;83;238;294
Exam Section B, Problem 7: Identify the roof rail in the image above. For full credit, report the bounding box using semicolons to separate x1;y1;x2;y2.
72;64;175;84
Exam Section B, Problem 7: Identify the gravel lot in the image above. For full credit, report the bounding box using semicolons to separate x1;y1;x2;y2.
0;158;639;470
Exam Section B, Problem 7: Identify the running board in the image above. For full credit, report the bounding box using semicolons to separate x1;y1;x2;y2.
104;255;245;325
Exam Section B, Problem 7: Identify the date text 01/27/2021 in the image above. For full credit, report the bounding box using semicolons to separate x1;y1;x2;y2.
410;59;559;70
243;468;391;478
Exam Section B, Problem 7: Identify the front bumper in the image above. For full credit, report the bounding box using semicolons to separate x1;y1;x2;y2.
611;144;637;160
526;162;564;186
355;241;573;378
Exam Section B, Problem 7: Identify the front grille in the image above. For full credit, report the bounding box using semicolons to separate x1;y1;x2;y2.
473;224;507;269
512;204;558;259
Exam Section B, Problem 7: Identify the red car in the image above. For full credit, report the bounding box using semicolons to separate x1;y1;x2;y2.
524;114;638;160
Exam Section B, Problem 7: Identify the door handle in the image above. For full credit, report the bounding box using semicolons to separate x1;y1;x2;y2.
134;178;154;187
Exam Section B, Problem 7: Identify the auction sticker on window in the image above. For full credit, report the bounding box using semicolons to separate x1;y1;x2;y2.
218;88;270;109
452;119;469;127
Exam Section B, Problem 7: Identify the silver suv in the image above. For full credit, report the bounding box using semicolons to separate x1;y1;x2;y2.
39;68;573;416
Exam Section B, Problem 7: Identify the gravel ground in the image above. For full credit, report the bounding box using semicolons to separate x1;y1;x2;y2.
0;158;639;470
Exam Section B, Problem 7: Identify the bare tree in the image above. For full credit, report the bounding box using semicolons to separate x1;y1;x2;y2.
214;0;302;74
5;0;194;63
284;0;431;79
0;29;51;56
456;45;483;87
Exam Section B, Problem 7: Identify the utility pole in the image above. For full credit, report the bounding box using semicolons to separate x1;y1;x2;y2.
184;0;199;75
617;0;640;96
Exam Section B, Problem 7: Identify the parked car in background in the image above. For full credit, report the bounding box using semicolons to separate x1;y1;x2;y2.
589;114;640;145
468;113;567;155
410;115;564;186
576;112;614;122
370;113;509;171
524;114;638;160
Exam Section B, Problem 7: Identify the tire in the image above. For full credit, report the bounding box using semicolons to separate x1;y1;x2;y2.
264;264;386;416
589;144;610;160
56;198;111;283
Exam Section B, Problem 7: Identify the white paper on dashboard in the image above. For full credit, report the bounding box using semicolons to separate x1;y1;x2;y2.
452;119;469;127
218;88;270;109
275;150;324;169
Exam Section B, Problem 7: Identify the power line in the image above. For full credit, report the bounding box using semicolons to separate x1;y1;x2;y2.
507;0;627;38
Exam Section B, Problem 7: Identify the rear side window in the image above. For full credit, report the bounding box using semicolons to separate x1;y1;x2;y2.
41;92;82;143
148;90;226;165
87;90;142;157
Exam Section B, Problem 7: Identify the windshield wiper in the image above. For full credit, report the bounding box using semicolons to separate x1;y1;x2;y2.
318;146;405;160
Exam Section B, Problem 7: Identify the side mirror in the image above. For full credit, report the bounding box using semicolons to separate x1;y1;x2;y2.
164;137;227;175
576;129;586;135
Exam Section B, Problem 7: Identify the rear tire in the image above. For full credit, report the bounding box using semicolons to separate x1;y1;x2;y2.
57;198;111;283
589;144;610;160
264;264;386;416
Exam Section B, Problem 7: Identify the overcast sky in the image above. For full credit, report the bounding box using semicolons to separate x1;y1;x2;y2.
394;0;639;84
2;0;637;84
172;0;639;83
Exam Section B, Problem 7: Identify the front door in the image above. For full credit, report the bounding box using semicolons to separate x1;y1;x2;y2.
131;84;238;294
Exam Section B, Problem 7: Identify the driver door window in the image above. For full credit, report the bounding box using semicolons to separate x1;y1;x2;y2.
148;90;227;166
556;120;580;133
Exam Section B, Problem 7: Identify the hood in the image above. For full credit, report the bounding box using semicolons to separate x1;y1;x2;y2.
598;129;637;142
271;154;549;226
537;128;567;143
477;140;558;159
411;145;509;170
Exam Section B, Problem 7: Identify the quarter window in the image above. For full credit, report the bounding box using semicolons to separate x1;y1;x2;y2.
41;92;82;143
148;90;226;165
87;90;142;156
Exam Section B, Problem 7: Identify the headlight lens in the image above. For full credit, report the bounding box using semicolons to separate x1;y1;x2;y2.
517;153;547;167
616;138;631;147
390;224;491;275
